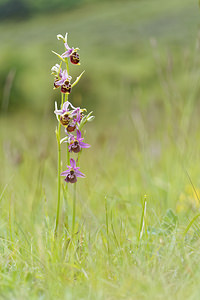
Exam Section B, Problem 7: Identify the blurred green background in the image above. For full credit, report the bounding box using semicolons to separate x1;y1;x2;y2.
0;0;200;217
0;0;199;116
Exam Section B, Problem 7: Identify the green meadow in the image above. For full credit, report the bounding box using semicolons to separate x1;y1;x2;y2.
1;0;200;299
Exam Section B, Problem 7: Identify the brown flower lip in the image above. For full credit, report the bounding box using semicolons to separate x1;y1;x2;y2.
61;84;72;94
70;51;80;65
65;171;77;183
71;141;81;153
67;123;76;132
60;112;71;126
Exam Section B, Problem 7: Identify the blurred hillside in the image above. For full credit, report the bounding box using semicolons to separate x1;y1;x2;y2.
0;0;199;120
0;0;83;19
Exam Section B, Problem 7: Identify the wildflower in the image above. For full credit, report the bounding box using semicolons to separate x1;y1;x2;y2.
61;158;85;183
54;101;73;125
54;102;85;129
68;130;90;153
62;47;80;65
55;69;72;94
65;108;85;133
62;42;74;58
60;33;80;65
51;62;85;91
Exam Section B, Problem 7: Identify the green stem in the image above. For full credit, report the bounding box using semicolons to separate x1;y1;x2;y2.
67;148;70;165
55;93;64;236
77;151;81;166
71;152;81;236
66;92;70;165
72;183;76;235
65;57;69;75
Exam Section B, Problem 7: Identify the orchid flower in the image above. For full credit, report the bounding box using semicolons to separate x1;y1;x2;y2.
54;102;86;129
60;33;80;65
60;158;85;183
54;69;72;94
68;130;90;153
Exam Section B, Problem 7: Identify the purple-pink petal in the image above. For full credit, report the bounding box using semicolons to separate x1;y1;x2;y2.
54;108;63;115
59;68;63;77
54;101;71;116
70;158;76;169
64;43;71;50
71;108;79;117
75;170;85;178
62;101;70;112
68;144;73;152
62;51;71;58
60;170;70;176
79;141;91;148
69;134;75;141
74;109;81;123
62;69;68;78
62;46;74;58
56;78;65;86
77;130;82;140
